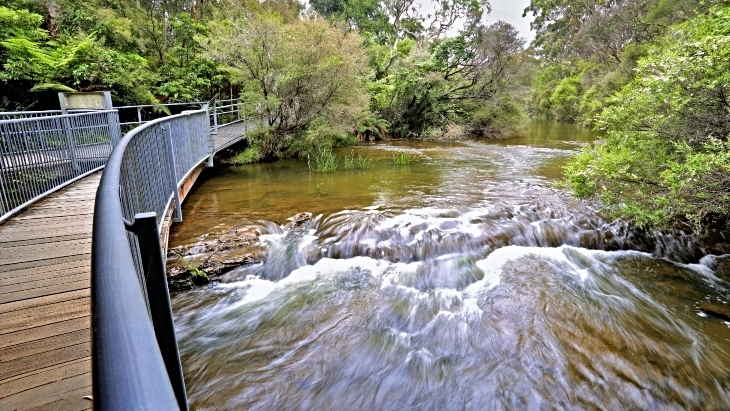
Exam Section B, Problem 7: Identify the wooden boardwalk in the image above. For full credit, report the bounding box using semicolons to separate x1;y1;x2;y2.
0;122;247;410
0;173;99;410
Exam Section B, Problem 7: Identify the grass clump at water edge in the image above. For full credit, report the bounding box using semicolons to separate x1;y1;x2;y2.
308;147;339;173
393;152;411;165
344;151;374;170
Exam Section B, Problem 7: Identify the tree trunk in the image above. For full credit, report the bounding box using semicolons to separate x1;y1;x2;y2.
46;1;60;40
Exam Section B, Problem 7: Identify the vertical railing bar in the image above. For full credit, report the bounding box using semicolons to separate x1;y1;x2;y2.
126;212;189;410
59;116;73;187
4;122;18;209
21;119;34;199
0;122;10;213
212;99;218;135
17;120;33;203
34;118;46;197
62;114;80;174
163;123;182;222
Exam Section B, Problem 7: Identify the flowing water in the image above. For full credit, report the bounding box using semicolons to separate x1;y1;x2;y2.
170;121;730;410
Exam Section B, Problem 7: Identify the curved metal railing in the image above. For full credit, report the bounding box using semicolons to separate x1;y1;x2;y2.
0;110;121;222
92;109;211;410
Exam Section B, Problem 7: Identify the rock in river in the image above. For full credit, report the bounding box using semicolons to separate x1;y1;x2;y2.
167;225;265;290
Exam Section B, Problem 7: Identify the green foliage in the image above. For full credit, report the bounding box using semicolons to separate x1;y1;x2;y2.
371;21;527;137
181;258;209;282
564;6;730;228
469;94;528;138
0;0;235;109
526;0;718;125
393;152;411;165
51;34;157;104
355;113;389;141
207;13;368;160
344;151;374;170
548;74;581;122
0;6;52;83
154;13;221;102
310;0;393;42
231;146;263;165
308;147;340;173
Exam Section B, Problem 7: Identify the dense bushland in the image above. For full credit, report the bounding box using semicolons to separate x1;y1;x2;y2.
1;0;529;162
562;6;730;228
525;0;719;125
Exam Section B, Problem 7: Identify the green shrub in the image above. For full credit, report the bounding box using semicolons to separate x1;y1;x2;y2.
181;257;209;282
469;96;527;139
563;6;730;229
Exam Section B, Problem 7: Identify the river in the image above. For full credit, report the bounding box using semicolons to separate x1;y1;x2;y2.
169;121;730;410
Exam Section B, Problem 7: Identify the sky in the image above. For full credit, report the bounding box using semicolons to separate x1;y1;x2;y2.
483;0;535;44
416;0;536;45
303;0;536;45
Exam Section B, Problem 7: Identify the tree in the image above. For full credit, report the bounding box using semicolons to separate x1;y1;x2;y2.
310;0;393;42
524;0;720;124
206;13;369;160
372;21;526;137
154;13;222;102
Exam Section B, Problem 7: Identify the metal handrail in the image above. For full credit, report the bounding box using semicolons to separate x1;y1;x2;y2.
92;110;210;410
114;102;207;110
0;109;90;120
0;101;251;408
0;110;121;223
115;101;208;127
208;96;244;135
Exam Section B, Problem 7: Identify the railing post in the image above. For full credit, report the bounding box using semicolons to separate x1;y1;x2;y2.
212;99;218;135
126;212;189;411
108;111;122;148
163;123;183;223
60;116;81;174
0;126;7;213
201;103;214;167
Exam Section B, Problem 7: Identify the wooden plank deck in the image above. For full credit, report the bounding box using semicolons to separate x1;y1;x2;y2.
0;173;99;411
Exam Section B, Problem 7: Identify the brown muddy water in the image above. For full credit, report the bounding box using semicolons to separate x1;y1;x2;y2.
170;121;730;410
